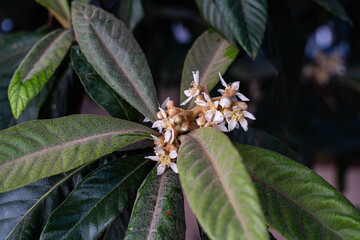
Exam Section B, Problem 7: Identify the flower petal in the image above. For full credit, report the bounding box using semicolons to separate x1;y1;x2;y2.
220;97;231;108
145;156;159;161
231;81;240;90
170;163;179;173
239;118;248;131
213;111;224;124
217;89;225;95
152;120;162;129
236;92;250;101
228;121;237;131
159;107;167;118
164;131;171;143
184;89;192;97
169;150;178;159
157;164;166;175
180;96;192;106
244;111;256;120
143;117;150;122
205;113;213;122
214;101;219;108
195;100;206;106
170;128;175;144
203;93;211;102
150;134;159;141
161;97;170;109
219;72;227;87
156;148;165;155
224;111;232;118
192;70;200;84
216;124;228;132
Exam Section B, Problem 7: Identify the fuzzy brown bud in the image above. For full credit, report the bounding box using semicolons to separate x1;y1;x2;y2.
157;111;164;119
166;100;174;109
173;115;182;124
196;116;206;126
196;94;204;101
169;108;179;117
180;122;189;132
236;101;248;110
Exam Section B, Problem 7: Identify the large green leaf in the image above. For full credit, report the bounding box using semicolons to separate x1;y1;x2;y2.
180;30;239;108
36;0;71;28
72;2;159;122
124;168;185;240
0;157;108;240
235;144;360;239
312;0;351;23
0;114;156;193
196;0;267;58
178;128;268;240
71;46;139;121
103;208;132;240
117;0;144;31
8;29;73;119
40;155;153;240
0;32;45;130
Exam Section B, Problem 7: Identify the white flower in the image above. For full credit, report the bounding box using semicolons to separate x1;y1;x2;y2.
152;107;175;143
145;148;178;175
217;72;249;101
180;70;201;106
224;106;255;131
143;117;150;122
195;93;222;123
219;97;232;108
214;121;228;132
150;134;164;149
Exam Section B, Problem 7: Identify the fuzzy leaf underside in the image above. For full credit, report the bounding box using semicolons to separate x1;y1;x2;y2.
178;128;268;240
72;2;159;122
0;114;156;192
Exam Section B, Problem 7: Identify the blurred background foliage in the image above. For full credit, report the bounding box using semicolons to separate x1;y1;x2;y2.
1;0;360;192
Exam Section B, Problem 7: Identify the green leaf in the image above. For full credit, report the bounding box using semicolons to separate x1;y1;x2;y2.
0;32;45;130
228;128;301;162
178;128;268;240
124;168;185;240
0;114;156;193
72;2;159;122
180;30;239;108
312;0;351;23
196;0;267;58
0;157;107;239
117;0;145;31
103;208;132;240
35;0;71;28
235;144;360;239
40;155;153;240
8;29;73;119
74;0;91;3
71;46;139;121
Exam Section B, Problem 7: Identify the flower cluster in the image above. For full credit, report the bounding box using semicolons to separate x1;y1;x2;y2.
146;71;256;175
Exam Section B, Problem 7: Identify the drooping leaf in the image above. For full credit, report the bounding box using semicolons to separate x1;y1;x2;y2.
178;128;268;240
0;157;108;240
180;30;239;108
0;114;156;193
117;0;145;31
229;127;301;162
103;207;132;240
312;0;351;23
0;32;44;130
8;29;73;119
125;168;185;240
72;2;159;122
35;0;71;28
71;46;139;121
40;155;153;240
235;144;360;239
195;0;267;58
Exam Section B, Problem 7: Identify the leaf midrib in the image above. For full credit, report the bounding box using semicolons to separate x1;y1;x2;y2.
75;5;157;121
187;134;252;239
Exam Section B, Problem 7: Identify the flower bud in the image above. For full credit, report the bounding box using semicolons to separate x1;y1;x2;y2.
173;115;182;124
169;108;179;117
235;101;248;110
157;111;164;119
196;116;206;126
180;122;189;132
166;100;174;109
196;94;204;101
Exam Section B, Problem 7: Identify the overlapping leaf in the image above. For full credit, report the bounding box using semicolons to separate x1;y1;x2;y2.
0;157;107;239
235;144;360;239
35;0;71;28
103;208;132;240
125;168;185;240
180;30;239;108
312;0;351;23
195;0;267;58
178;128;268;240
40;155;153;240
117;0;144;31
71;46;139;121
0;114;156;192
8;29;73;119
72;2;159;122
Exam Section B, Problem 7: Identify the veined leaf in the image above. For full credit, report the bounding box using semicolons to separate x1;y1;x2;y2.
36;0;71;28
0;157;107;240
8;29;73;119
117;0;145;31
71;46;139;121
196;0;267;58
0;32;45;130
178;128;268;240
312;0;351;23
72;2;159;122
103;208;132;240
125;168;185;240
40;155;153;240
74;0;91;3
180;30;239;109
235;144;360;239
0;114;156;193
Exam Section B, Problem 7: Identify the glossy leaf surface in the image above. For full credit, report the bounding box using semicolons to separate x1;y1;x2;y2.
36;0;71;28
0;114;156;192
71;46;138;121
103;208;132;240
178;128;268;240
40;155;153;240
180;30;239;108
72;2;159;122
8;29;73;119
236;144;360;239
312;0;350;23
125;168;185;240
